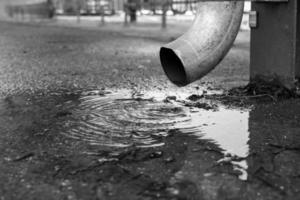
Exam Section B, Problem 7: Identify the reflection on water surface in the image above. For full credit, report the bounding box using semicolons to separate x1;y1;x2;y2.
60;89;250;180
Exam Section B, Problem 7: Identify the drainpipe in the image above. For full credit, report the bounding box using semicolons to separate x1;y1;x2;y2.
159;1;244;86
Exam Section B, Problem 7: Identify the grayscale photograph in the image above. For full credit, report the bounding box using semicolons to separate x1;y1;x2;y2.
0;0;299;199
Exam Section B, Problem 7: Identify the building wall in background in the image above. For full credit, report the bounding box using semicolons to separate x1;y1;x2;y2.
53;0;124;14
0;0;54;19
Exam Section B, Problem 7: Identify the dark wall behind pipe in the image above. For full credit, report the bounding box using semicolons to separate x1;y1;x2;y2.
250;1;300;88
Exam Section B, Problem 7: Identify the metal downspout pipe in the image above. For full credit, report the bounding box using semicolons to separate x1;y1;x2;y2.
160;1;245;86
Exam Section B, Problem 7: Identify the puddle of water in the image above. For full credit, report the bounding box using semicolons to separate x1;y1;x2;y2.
60;89;250;180
190;108;250;158
61;90;191;148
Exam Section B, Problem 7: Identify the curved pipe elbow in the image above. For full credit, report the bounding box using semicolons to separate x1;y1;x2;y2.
160;1;244;86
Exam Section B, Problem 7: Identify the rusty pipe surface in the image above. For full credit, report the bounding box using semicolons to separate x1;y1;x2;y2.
160;1;244;86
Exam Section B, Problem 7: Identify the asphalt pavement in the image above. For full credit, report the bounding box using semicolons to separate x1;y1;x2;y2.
0;21;299;200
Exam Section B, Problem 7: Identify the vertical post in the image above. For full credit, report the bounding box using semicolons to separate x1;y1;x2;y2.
250;1;299;88
76;0;81;23
162;2;167;29
128;0;137;23
100;5;105;25
111;0;115;15
124;3;129;26
21;6;25;21
296;2;300;78
99;0;105;25
47;0;55;19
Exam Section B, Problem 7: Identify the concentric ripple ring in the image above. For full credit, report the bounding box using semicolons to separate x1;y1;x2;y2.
60;90;197;148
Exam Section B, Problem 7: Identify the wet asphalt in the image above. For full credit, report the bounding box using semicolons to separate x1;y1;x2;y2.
0;21;299;200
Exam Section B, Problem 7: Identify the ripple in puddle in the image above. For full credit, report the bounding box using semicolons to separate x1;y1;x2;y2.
60;89;249;153
60;89;250;180
61;90;193;148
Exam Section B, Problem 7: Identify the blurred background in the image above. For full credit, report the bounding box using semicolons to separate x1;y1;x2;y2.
0;0;251;30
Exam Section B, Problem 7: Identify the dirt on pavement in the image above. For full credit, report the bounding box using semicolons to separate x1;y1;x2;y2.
0;21;299;200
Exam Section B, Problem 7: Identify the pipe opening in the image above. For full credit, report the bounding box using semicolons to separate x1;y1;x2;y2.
160;47;187;86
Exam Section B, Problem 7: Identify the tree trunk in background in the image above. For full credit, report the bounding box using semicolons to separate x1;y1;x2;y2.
162;1;167;28
76;0;83;23
100;5;105;25
128;0;138;23
47;0;55;18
